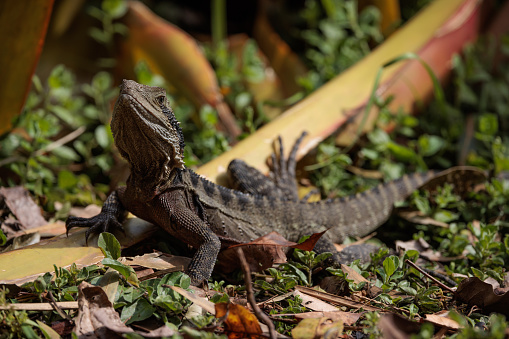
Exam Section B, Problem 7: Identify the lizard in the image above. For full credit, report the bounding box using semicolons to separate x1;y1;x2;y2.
66;79;484;285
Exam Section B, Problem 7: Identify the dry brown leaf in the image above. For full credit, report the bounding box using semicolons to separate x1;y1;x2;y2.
424;311;461;330
11;221;66;238
74;281;135;337
419;167;486;196
68;204;102;219
215;302;263;339
396;239;463;262
455;277;509;316
291;317;343;339
397;211;449;228
0;186;47;230
294;311;362;326
169;285;215;315
293;290;338;313
217;231;326;274
119;252;191;271
378;313;421;339
295;286;380;312
74;282;175;338
341;264;369;284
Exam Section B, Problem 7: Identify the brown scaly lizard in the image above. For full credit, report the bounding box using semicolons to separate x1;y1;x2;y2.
66;80;484;285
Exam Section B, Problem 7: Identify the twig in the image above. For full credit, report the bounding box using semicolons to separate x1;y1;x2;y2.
48;290;72;321
267;315;297;324
236;248;277;339
421;267;457;287
0;127;86;168
405;259;455;294
34;126;86;156
0;302;79;311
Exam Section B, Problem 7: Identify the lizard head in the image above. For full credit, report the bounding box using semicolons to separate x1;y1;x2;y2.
111;80;186;189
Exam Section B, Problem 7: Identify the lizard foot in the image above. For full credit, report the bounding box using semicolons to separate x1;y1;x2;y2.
66;214;124;244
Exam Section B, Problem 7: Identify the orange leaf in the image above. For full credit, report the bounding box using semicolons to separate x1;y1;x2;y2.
215;302;263;339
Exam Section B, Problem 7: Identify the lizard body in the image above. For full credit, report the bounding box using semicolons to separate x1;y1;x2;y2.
66;80;475;284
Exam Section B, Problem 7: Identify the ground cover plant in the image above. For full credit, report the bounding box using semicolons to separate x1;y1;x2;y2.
1;0;509;338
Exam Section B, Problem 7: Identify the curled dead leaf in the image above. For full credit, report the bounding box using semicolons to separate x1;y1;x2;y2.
74;282;175;338
217;231;326;274
455;277;509;317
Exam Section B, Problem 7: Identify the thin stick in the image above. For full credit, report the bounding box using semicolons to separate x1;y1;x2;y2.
48;290;72;320
0;301;79;311
35;126;86;156
236;248;277;339
405;259;455;294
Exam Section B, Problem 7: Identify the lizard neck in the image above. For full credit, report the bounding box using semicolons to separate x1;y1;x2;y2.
127;167;182;202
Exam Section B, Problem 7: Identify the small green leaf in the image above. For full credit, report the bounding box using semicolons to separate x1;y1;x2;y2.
478;113;498;136
102;258;139;286
0;229;6;246
95;125;110;148
102;0;128;18
98;232;121;260
382;256;396;278
58;170;78;190
433;209;459;223
121;298;155;324
386;141;417;162
51;146;80;161
418;135;444;157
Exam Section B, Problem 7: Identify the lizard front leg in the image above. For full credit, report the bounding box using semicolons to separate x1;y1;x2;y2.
160;192;221;285
66;188;127;242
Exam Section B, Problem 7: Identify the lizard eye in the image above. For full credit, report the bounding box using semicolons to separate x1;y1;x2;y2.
156;95;166;106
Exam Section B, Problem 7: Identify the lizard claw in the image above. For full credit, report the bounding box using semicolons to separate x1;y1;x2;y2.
66;213;123;245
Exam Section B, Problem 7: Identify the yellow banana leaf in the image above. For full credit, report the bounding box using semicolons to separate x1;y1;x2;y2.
0;0;54;135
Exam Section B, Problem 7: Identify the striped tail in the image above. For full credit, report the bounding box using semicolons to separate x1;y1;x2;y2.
320;167;487;242
321;171;435;242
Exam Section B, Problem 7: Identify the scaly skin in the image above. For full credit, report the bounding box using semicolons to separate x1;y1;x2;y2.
66;80;485;285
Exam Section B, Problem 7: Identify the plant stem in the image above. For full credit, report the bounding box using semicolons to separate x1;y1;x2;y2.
211;0;226;50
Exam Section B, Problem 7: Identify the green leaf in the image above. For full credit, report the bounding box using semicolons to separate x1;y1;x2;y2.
418;135;444;157
58;170;78;190
386;141;417;162
98;232;121;260
21;324;40;339
102;258;139;286
92;71;113;91
95;125;111;148
433;209;459;223
36;320;61;339
478;113;498;136
51;146;80;161
382;256;397;278
0;229;6;246
121;298;155;324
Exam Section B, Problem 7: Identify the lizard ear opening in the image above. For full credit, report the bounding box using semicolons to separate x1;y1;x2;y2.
156;95;166;106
